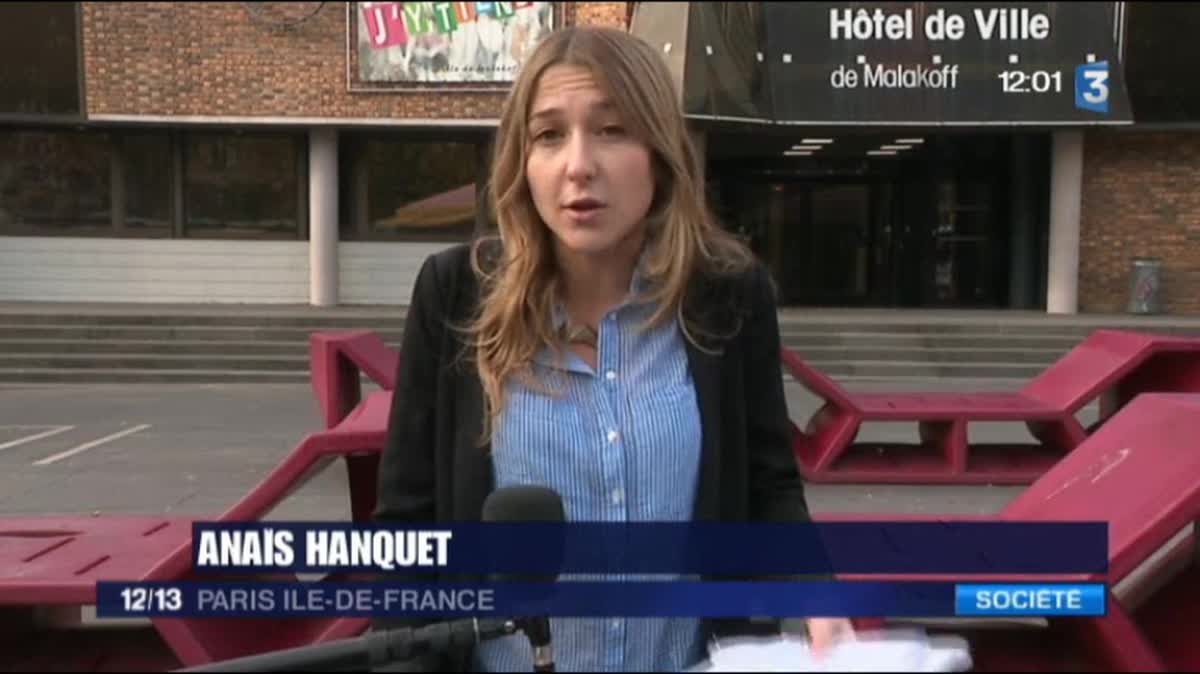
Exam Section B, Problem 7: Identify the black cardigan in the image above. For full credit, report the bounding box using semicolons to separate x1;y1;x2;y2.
373;241;815;671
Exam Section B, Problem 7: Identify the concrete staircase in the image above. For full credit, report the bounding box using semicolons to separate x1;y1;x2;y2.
0;307;404;384
3;304;1200;383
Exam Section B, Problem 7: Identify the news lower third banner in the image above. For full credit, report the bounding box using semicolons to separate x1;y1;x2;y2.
95;581;1108;619
191;522;1108;575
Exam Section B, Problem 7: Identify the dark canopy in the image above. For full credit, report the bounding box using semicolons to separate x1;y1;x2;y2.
631;2;1137;125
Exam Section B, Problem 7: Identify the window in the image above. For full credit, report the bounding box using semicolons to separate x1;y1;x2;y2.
183;133;303;239
0;2;81;117
0;127;306;240
122;133;172;234
0;129;111;235
340;134;483;241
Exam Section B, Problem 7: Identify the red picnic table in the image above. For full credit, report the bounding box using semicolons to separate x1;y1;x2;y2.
784;329;1200;483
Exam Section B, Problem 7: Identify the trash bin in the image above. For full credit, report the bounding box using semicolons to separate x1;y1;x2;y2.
1128;257;1163;314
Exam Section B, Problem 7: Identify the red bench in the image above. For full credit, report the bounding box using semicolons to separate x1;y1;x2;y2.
0;333;395;671
820;392;1200;671
785;329;1200;484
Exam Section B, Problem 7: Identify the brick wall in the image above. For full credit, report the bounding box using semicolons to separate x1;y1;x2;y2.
81;1;629;119
574;1;631;27
1080;130;1200;314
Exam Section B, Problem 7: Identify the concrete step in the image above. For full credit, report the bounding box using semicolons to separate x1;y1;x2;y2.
778;323;1096;336
0;339;393;356
0;311;406;329
781;325;1200;339
781;333;1084;350
775;313;1200;333
0;354;306;372
814;360;1046;379
0;368;309;384
787;346;1065;364
0;326;410;342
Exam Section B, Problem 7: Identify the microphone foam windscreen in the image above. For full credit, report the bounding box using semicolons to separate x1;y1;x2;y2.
481;486;566;584
482;485;565;523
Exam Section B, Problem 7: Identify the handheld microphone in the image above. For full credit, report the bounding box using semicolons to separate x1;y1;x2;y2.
482;485;565;674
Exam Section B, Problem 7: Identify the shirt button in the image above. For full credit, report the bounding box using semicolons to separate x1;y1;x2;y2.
611;488;624;505
606;429;619;443
605;370;617;381
611;618;621;629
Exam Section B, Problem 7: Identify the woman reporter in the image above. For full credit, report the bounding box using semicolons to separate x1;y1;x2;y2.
375;24;852;672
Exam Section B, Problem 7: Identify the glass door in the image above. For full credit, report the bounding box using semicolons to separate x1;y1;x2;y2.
781;182;874;306
707;170;896;307
927;179;999;306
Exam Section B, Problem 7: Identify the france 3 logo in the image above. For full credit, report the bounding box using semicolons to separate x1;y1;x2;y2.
1075;58;1110;114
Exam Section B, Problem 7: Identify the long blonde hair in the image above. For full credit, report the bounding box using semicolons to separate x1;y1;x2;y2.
467;25;755;442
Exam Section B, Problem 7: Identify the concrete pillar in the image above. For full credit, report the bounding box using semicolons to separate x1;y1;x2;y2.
1046;130;1083;314
309;128;339;307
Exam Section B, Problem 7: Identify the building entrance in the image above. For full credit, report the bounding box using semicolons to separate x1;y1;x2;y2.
705;132;1049;308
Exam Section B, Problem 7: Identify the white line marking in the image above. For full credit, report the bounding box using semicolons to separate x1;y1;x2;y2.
33;424;152;466
0;426;75;451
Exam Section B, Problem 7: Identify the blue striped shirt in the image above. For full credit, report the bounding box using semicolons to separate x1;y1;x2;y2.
473;276;706;672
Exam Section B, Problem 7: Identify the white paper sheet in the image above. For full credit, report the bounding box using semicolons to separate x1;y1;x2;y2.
689;629;973;672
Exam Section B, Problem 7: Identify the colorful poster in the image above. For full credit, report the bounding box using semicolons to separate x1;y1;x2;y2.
354;1;556;84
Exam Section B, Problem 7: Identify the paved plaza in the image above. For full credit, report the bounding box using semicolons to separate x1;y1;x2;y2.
0;377;1078;520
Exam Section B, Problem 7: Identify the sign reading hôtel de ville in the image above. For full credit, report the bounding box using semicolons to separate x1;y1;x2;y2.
686;2;1135;124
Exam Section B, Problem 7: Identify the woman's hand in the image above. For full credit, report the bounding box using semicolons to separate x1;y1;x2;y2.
806;617;855;656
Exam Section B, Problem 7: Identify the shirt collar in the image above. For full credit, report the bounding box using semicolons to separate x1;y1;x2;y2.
539;251;656;372
549;249;655;330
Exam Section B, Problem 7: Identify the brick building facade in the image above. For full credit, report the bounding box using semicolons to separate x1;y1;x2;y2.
81;2;629;120
2;1;1199;314
0;2;633;306
1080;130;1200;315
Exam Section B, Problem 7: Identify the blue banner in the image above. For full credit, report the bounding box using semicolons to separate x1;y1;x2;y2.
955;583;1107;616
191;522;1108;575
95;580;1108;619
